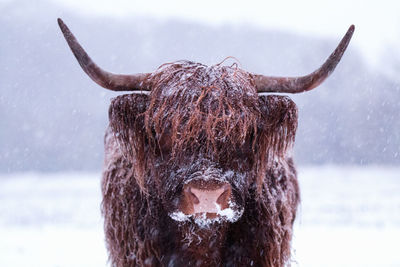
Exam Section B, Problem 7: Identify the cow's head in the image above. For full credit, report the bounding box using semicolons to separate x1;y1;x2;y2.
58;19;354;229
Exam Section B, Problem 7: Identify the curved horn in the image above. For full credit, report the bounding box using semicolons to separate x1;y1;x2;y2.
254;25;355;93
57;18;151;91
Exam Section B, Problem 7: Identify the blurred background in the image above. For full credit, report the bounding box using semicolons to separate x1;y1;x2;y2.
0;0;399;266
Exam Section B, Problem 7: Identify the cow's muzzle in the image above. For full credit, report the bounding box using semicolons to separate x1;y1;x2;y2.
181;180;232;219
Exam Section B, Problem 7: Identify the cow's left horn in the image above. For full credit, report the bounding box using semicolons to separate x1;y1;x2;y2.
57;18;151;91
253;25;354;93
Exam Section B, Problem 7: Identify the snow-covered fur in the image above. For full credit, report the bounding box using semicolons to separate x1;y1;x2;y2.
101;61;300;266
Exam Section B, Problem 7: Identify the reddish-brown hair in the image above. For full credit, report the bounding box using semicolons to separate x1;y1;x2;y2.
103;61;300;266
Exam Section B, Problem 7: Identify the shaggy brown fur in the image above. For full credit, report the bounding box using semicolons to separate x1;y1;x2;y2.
102;61;300;266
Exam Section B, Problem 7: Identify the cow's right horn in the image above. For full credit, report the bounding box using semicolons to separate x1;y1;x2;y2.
58;18;151;92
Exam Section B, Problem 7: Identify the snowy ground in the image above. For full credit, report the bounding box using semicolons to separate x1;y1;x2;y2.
0;166;399;266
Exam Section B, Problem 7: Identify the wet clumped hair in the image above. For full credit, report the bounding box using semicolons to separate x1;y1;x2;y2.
146;61;259;156
106;61;299;266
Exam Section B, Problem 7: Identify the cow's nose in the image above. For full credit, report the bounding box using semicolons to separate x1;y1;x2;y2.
183;182;232;216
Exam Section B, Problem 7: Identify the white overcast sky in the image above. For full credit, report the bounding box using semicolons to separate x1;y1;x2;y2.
43;0;400;68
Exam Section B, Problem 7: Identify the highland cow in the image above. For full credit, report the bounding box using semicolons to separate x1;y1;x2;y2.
58;18;354;267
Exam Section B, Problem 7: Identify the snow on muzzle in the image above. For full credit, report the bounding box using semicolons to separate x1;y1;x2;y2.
169;179;244;227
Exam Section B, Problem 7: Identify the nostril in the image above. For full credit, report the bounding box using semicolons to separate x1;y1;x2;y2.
216;184;232;207
185;186;200;204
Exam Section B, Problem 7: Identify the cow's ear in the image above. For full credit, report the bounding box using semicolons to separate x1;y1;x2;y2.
257;95;298;157
258;95;298;132
108;94;149;132
108;93;149;138
107;93;149;190
108;93;149;126
108;93;149;156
